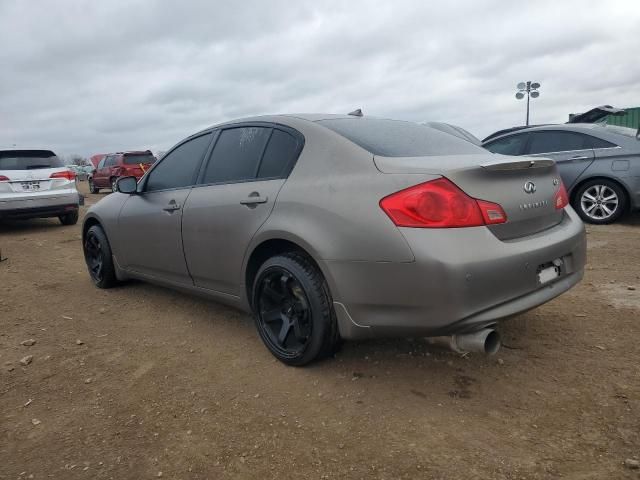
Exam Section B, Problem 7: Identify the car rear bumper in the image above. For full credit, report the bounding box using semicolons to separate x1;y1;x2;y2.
323;207;587;340
0;191;80;219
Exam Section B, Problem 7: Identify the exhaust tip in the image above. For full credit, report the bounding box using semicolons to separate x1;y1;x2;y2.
450;328;501;355
483;330;501;355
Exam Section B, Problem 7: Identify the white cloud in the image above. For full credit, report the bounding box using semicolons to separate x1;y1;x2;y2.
1;0;638;155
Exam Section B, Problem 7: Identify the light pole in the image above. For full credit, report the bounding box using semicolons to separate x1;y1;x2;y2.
516;81;540;126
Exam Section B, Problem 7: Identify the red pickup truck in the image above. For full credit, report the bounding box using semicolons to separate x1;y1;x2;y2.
89;151;156;193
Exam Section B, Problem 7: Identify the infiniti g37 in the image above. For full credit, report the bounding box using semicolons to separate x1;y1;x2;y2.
82;115;586;365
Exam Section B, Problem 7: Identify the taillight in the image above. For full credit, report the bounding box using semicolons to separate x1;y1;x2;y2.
50;170;76;181
554;182;569;209
0;175;9;181
380;178;507;228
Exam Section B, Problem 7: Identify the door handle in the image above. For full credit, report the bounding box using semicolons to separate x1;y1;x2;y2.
163;201;181;212
240;193;268;206
569;155;589;161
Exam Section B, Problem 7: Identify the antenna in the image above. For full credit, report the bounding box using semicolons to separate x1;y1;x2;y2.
348;108;363;117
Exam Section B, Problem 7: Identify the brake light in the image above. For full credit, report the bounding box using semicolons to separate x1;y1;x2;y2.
0;175;9;181
380;178;507;228
554;182;569;209
50;170;76;181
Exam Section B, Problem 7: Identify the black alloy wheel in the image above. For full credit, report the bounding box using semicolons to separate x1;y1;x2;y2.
83;225;117;288
253;253;339;366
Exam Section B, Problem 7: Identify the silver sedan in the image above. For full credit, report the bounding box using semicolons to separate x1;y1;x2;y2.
83;115;586;365
483;123;640;224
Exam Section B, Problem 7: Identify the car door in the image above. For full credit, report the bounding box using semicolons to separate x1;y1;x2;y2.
524;130;595;189
93;156;112;187
116;132;214;285
182;125;303;295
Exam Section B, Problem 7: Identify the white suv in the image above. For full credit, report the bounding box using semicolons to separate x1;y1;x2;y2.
0;149;80;225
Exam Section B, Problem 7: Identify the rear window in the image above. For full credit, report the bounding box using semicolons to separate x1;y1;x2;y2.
316;118;483;157
0;150;64;170
123;153;156;165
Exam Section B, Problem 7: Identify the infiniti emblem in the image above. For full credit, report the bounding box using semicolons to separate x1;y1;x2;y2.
523;181;536;194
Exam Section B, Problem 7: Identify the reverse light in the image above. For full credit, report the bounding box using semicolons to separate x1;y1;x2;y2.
50;170;76;181
380;178;507;228
554;182;569;210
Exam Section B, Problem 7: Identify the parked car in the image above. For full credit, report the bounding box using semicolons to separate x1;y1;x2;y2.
482;105;626;144
89;150;156;193
89;154;105;168
0;149;80;224
82;115;586;365
483;123;640;224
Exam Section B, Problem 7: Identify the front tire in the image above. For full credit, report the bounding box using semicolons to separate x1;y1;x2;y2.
83;225;118;288
110;177;118;193
59;210;79;225
89;178;99;194
572;179;626;224
252;253;340;366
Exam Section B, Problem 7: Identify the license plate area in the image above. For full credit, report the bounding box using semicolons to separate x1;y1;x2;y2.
537;259;563;285
20;181;41;191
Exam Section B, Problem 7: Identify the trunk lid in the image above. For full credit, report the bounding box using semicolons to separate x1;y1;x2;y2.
374;153;565;240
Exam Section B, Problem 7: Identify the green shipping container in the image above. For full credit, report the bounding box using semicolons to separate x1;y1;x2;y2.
604;107;640;129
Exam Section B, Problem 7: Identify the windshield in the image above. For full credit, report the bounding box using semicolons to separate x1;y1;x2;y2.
317;118;484;157
124;153;156;165
0;150;64;170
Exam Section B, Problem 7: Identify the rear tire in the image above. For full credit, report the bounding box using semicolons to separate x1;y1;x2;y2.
89;178;98;194
572;179;626;224
252;253;340;366
59;211;79;225
83;225;118;288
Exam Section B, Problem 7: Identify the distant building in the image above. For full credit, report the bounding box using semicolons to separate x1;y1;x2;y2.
602;107;639;129
569;107;639;129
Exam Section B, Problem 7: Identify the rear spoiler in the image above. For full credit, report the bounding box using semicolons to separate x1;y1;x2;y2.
481;158;554;171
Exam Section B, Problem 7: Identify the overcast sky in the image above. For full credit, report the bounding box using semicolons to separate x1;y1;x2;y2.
1;0;638;157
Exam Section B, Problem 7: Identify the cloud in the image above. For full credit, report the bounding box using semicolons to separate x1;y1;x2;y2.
1;0;638;156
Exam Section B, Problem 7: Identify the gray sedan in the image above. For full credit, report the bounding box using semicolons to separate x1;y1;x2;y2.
83;115;586;365
483;123;640;224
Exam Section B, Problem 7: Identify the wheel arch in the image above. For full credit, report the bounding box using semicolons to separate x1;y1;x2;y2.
570;175;631;210
244;235;329;309
82;215;102;243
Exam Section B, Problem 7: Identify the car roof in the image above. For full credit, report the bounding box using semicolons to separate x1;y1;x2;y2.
197;113;442;137
0;147;56;152
483;123;640;147
103;150;154;156
483;123;604;143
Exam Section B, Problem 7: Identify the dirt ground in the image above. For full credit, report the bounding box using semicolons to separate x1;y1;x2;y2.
1;181;639;480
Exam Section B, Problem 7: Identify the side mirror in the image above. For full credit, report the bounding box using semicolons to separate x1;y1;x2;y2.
116;176;138;194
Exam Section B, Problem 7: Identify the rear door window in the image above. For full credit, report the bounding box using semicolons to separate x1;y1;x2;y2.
145;133;212;192
484;134;528;155
257;129;301;179
526;131;589;154
584;135;617;149
202;127;271;184
0;150;63;170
